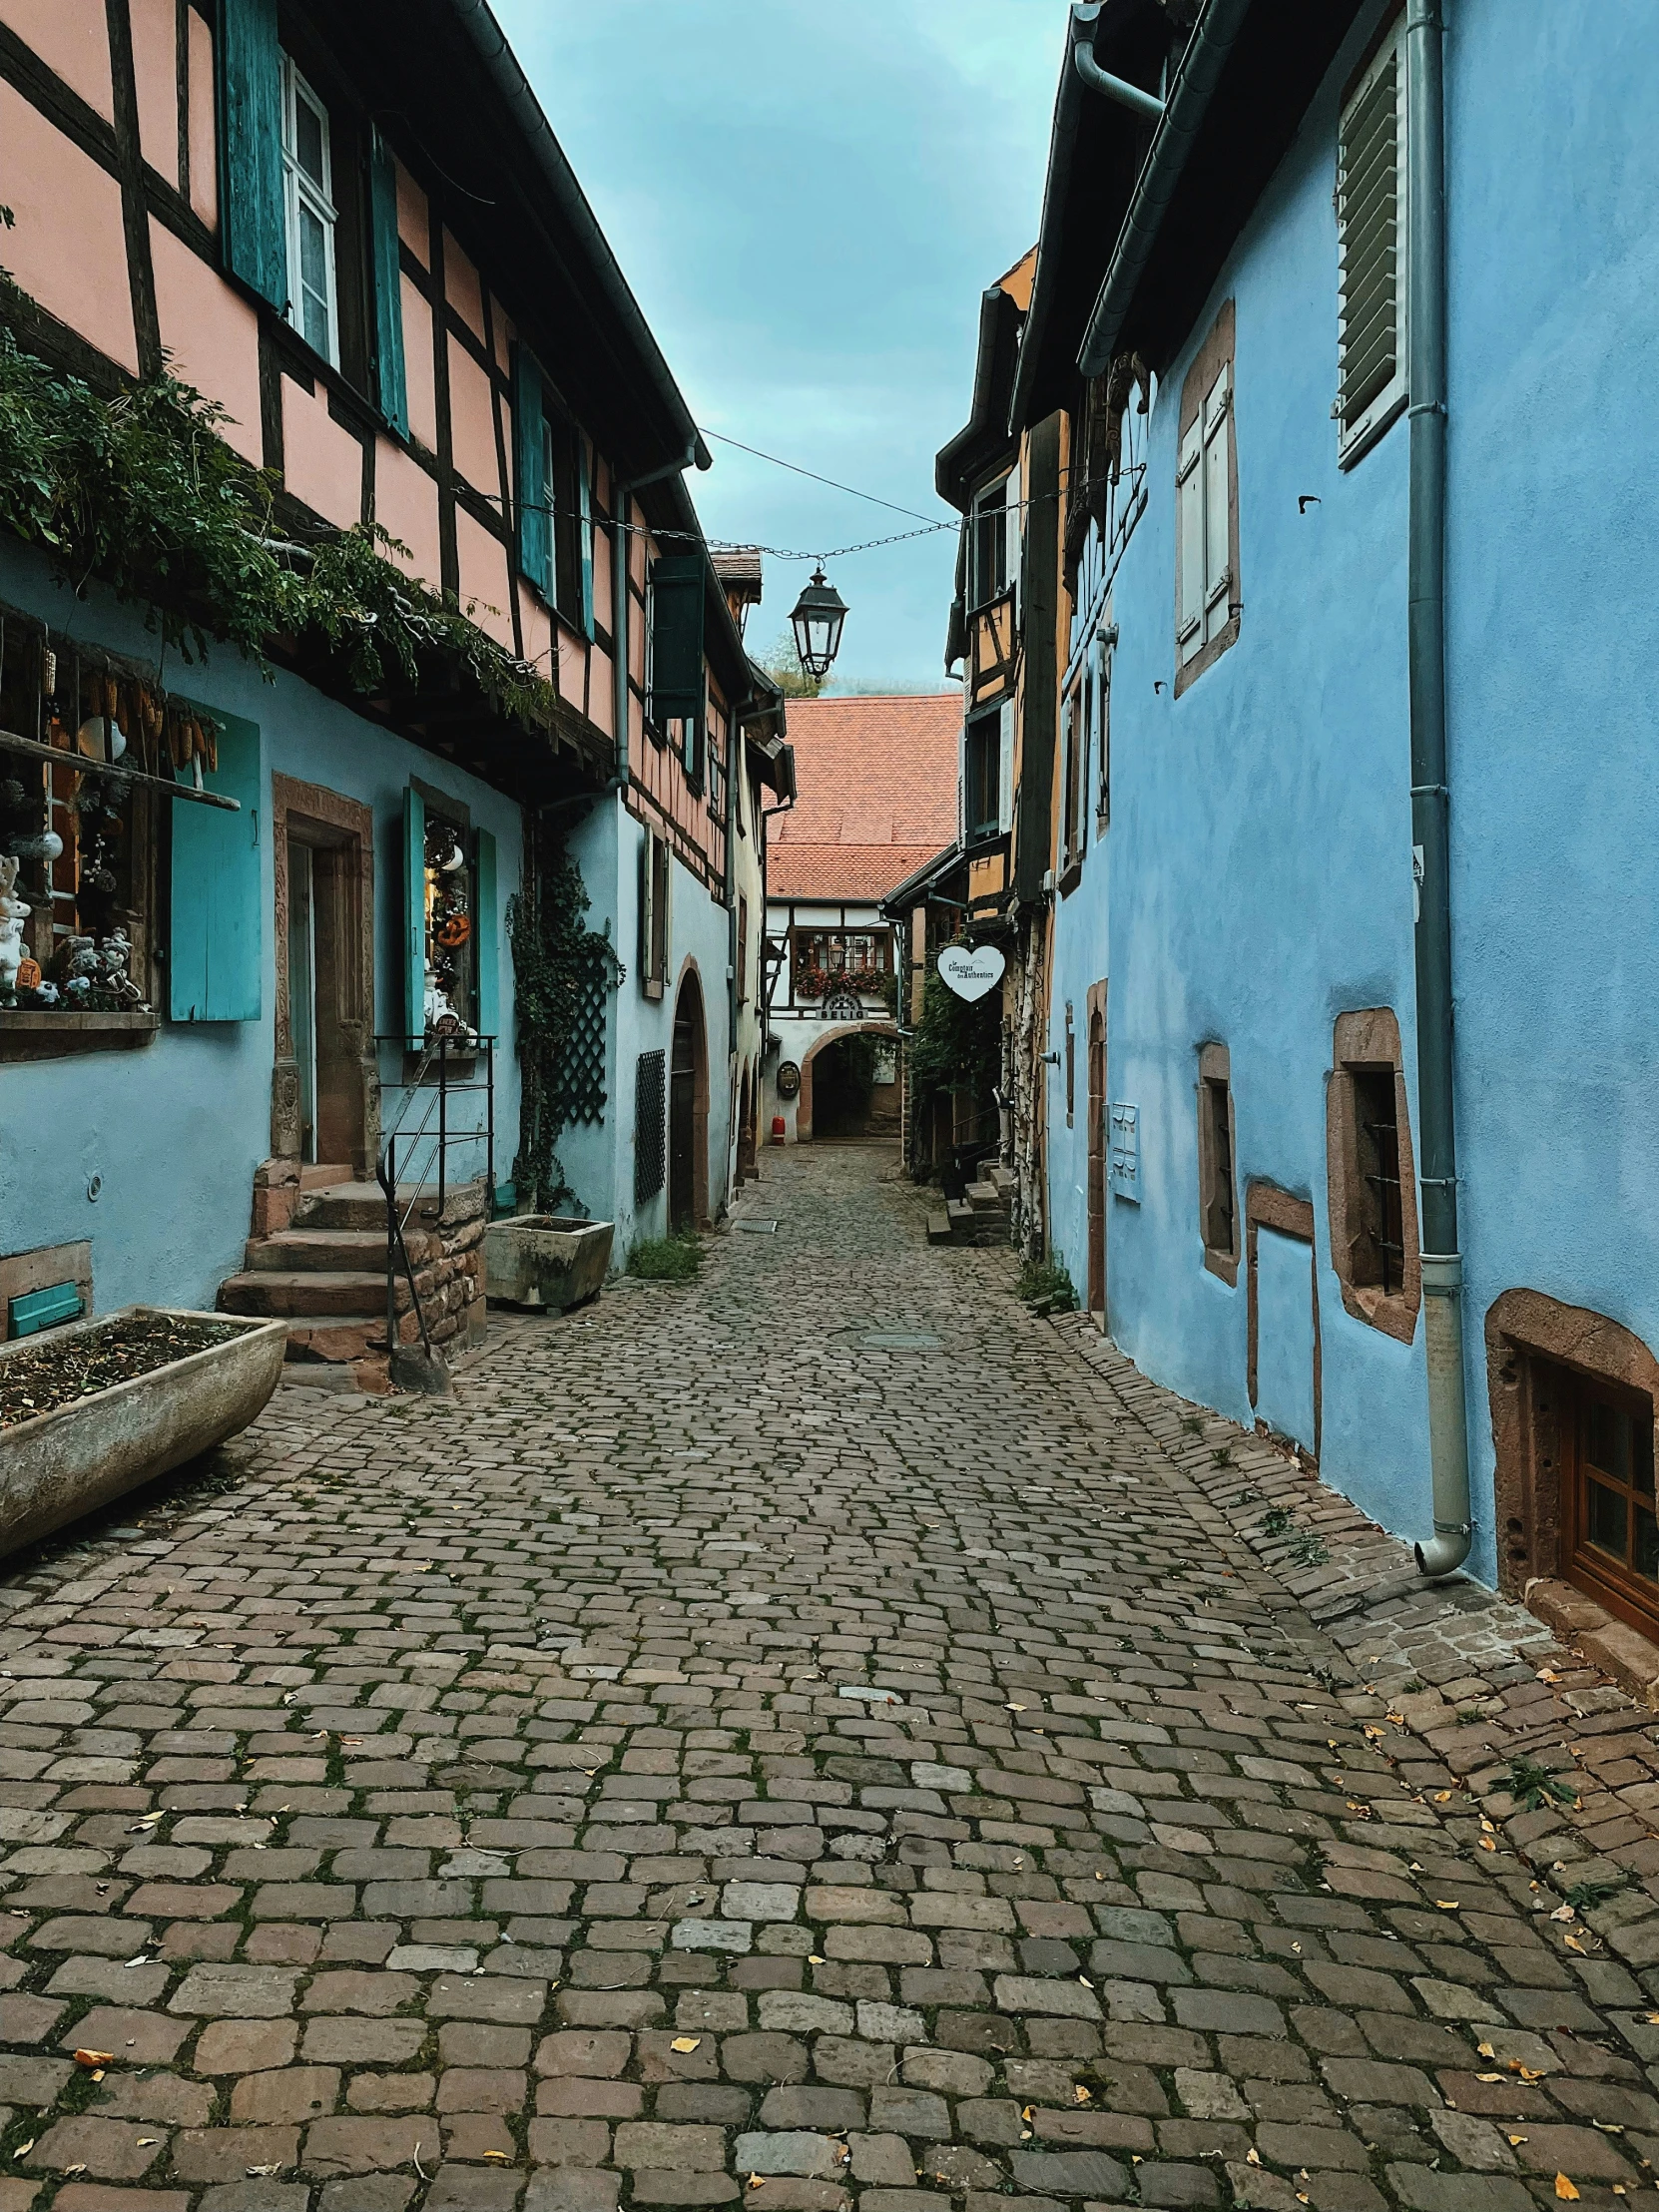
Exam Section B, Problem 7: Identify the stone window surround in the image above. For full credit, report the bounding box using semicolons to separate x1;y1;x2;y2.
1173;298;1241;700
1197;1039;1240;1287
1326;1006;1420;1345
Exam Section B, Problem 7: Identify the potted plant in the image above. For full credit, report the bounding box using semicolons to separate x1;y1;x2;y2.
0;1307;287;1556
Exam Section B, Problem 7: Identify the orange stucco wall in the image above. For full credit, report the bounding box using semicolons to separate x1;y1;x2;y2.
130;0;179;183
375;443;443;594
281;378;363;532
187;7;217;231
396;163;428;264
444;232;485;343
0;0;112;119
151;217;263;465
401;277;437;450
455;508;515;652
447;336;499;503
0;83;137;372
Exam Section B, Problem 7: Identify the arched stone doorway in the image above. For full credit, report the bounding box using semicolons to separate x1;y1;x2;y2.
670;967;710;1231
799;1023;899;1143
737;1062;758;1182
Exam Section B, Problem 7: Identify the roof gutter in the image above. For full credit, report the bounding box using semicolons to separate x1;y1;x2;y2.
1073;31;1166;122
445;0;710;474
1077;0;1254;378
1007;6;1096;435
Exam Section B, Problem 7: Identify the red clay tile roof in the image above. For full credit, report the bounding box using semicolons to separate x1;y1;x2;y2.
770;693;960;902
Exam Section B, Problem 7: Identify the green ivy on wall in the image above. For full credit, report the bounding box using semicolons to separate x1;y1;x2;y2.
0;316;557;729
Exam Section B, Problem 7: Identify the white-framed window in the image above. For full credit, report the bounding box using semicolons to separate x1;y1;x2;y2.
1336;20;1407;462
970;475;1013;610
1177;360;1233;667
280;55;339;367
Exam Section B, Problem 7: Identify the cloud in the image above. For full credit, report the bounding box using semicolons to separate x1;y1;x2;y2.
492;0;1070;689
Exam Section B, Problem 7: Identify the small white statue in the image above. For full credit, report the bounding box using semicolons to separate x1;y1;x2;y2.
0;854;30;993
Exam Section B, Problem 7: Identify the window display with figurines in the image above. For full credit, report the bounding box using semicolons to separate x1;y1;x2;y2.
422;809;476;1041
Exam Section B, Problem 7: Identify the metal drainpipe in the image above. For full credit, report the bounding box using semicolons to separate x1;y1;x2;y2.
1406;0;1469;1580
1073;36;1167;123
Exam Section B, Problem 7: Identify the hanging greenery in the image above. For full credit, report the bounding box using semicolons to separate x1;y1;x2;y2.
0;318;557;728
508;822;623;1213
907;948;1001;1171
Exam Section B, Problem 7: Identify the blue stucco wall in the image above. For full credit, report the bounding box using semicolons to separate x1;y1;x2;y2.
1044;0;1659;1589
1445;0;1659;1579
0;541;522;1318
561;803;733;1260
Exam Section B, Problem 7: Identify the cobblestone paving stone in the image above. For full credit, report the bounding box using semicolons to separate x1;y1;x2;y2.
0;1145;1654;2212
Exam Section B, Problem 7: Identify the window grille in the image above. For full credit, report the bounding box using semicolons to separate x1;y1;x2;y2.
635;1048;666;1204
1353;1068;1404;1296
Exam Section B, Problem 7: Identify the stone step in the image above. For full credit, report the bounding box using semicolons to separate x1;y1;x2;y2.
964;1180;1010;1213
245;1228;389;1274
220;1270;408;1320
299;1161;352;1191
926;1209;953;1247
293;1181;392;1232
281;1315;391;1371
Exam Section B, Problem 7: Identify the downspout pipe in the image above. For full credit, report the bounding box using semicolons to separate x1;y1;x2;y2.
1077;0;1254;378
1405;0;1470;1580
1073;36;1166;123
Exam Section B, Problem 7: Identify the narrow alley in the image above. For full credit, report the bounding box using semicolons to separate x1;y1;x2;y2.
0;1151;1648;2212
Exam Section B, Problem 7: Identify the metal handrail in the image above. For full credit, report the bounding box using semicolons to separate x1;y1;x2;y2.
372;1035;496;1369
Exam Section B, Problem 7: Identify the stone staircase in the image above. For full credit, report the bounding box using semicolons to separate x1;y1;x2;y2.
927;1161;1016;1248
220;1164;402;1390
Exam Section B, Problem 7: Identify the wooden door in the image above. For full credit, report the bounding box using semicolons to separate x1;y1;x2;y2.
1563;1372;1659;1637
1086;1001;1106;1318
670;999;697;1231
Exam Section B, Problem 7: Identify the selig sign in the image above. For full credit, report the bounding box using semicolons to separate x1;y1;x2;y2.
937;944;1006;1003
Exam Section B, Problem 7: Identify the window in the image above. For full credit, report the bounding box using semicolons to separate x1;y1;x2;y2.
792;929;888;1003
737;895;749;1004
706;700;727;820
647;556;705;773
1327;1008;1419;1341
970;476;1012;610
1337;19;1407;461
1566;1376;1659;1637
1060;670;1089;880
964;705;1008;845
1174;303;1238;694
1096;620;1114;830
420;810;477;1037
280;55;338;366
1197;1042;1238;1284
640;830;670;999
540;414;593;632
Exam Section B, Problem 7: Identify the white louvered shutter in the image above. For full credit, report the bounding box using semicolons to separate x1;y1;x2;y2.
1177;415;1205;663
998;700;1015;835
1202;363;1232;643
1337;21;1407;457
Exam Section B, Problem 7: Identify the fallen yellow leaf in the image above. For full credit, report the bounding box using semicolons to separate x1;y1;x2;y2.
73;2050;114;2069
1435;1900;1461;1911
1073;2086;1092;2104
1555;2177;1580;2202
670;2037;702;2053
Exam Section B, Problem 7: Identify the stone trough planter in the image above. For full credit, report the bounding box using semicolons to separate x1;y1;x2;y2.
484;1216;614;1312
0;1306;286;1556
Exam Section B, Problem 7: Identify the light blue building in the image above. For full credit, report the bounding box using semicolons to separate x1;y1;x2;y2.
993;0;1659;1636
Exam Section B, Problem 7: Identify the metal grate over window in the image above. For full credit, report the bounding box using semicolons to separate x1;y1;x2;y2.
1354;1068;1404;1297
634;1048;666;1205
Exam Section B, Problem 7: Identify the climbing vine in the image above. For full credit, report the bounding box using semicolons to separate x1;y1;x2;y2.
508;823;624;1213
906;947;1001;1172
0;317;557;727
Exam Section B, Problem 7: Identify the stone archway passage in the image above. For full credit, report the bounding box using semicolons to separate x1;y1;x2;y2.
797;1021;899;1143
670;967;710;1230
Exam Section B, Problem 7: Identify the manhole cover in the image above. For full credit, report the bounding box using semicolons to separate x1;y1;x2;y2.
859;1331;943;1351
735;1219;779;1234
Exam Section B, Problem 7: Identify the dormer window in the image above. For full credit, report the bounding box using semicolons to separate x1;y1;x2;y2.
281;55;339;366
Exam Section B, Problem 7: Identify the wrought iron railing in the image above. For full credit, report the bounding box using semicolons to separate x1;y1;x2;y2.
373;1035;496;1376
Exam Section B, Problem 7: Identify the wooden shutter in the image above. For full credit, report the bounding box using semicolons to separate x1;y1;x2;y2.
368;127;408;437
403;784;425;1048
1177;415;1204;663
219;0;285;310
513;346;550;591
997;700;1015;835
577;438;595;639
474;828;499;1043
648;555;704;731
169;712;263;1022
1202;364;1232;643
1337;23;1406;456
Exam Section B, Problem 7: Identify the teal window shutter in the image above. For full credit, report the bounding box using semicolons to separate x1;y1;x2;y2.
369;127;408;437
475;829;499;1042
514;346;550;591
578;438;595;638
218;0;285;310
648;554;705;731
169;712;263;1021
404;785;426;1049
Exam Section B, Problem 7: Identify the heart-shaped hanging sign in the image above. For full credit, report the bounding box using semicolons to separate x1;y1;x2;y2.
937;943;1006;1003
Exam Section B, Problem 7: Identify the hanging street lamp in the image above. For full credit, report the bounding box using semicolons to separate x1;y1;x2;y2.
790;568;848;682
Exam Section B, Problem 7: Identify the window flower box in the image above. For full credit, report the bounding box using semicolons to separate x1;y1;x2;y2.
0;1308;286;1557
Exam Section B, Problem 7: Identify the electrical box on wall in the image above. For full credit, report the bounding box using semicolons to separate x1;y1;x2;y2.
1109;1102;1140;1202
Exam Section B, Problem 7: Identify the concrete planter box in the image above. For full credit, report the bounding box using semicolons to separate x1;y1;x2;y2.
0;1307;286;1556
485;1216;614;1312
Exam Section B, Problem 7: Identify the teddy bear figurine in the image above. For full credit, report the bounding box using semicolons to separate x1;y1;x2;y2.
0;854;31;995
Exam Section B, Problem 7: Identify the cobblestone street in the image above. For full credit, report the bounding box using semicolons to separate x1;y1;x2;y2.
1;1146;1655;2212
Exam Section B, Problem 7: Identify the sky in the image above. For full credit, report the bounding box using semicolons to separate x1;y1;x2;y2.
492;0;1074;695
